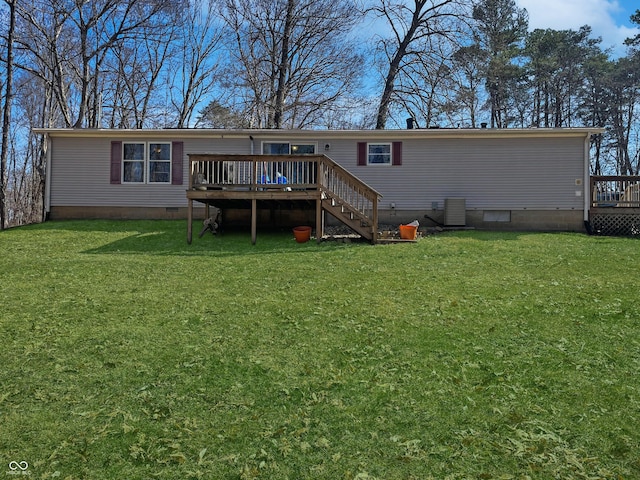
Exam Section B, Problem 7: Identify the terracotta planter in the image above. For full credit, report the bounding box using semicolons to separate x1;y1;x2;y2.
399;224;418;240
293;226;312;243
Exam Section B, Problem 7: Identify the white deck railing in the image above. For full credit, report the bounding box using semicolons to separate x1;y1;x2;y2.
189;154;320;190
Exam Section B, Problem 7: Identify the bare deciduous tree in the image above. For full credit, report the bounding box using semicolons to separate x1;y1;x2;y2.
16;0;181;128
106;24;175;128
170;0;225;128
1;0;16;230
370;0;467;129
219;0;363;129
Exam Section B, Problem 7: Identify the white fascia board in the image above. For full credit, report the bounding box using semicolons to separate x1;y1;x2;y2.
32;127;605;140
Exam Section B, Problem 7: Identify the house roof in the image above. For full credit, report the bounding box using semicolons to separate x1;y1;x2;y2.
33;127;605;140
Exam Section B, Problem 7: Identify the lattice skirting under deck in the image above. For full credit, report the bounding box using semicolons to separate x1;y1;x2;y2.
590;213;640;236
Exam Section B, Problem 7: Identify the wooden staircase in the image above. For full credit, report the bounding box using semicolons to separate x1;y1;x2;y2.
320;192;376;240
317;156;382;243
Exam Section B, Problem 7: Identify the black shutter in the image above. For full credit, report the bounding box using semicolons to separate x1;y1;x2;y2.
392;141;402;166
172;141;183;185
357;142;367;166
110;141;122;184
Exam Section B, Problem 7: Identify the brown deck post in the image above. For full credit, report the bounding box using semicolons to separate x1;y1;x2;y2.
372;195;378;244
251;198;257;245
187;198;193;244
316;197;322;243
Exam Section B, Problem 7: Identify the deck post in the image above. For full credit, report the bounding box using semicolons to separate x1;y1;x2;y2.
372;195;378;244
251;198;257;245
187;198;193;244
316;196;322;243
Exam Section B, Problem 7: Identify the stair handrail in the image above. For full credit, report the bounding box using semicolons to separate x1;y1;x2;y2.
318;155;382;242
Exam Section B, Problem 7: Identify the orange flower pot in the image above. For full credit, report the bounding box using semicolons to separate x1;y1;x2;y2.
399;224;418;240
293;226;312;243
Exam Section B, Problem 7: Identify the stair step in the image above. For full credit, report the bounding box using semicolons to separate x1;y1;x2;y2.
321;195;375;242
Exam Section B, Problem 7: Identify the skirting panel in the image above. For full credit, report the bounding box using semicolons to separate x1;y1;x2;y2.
590;212;640;236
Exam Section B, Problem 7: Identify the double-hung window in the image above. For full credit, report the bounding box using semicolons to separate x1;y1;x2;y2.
367;143;392;165
357;141;402;166
149;143;171;183
123;143;145;183
122;142;171;184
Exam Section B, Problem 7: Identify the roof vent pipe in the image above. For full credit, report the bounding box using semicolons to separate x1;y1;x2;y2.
480;122;488;129
406;118;414;129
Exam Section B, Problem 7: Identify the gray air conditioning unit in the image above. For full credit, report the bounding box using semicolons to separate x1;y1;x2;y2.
444;198;466;226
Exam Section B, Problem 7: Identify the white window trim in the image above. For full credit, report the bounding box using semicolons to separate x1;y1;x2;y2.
367;142;392;166
122;141;172;184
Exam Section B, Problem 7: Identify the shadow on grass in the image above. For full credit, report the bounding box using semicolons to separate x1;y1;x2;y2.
16;219;605;259
30;219;358;257
87;232;358;257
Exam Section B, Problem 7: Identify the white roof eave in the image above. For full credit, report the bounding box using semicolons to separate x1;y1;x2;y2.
32;127;605;140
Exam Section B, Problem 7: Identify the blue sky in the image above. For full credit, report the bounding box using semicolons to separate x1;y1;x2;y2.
516;0;639;56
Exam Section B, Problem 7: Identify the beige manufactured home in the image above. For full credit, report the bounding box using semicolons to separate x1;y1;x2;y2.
35;127;602;235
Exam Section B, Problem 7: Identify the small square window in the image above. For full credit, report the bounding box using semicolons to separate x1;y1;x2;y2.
123;161;144;183
124;143;145;161
368;143;391;165
149;161;170;183
150;143;170;161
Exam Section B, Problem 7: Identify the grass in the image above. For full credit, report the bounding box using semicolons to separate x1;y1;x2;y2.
1;220;639;479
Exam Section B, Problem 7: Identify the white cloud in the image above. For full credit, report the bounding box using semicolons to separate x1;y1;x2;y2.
516;0;639;56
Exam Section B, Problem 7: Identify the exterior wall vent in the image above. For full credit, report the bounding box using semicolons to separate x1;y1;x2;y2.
444;198;466;226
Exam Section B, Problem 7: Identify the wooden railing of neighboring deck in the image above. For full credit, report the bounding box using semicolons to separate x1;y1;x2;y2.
590;175;640;208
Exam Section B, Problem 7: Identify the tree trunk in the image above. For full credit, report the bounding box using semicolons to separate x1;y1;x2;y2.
376;51;405;130
375;0;439;130
1;0;16;230
273;0;295;129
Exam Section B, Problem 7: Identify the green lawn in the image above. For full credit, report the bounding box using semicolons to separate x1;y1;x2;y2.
1;220;639;479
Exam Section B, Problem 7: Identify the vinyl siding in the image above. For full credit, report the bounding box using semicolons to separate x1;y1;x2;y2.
331;136;584;211
49;132;585;211
50;136;252;207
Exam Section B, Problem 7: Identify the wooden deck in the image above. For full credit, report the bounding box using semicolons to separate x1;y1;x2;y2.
589;175;640;235
186;154;382;244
